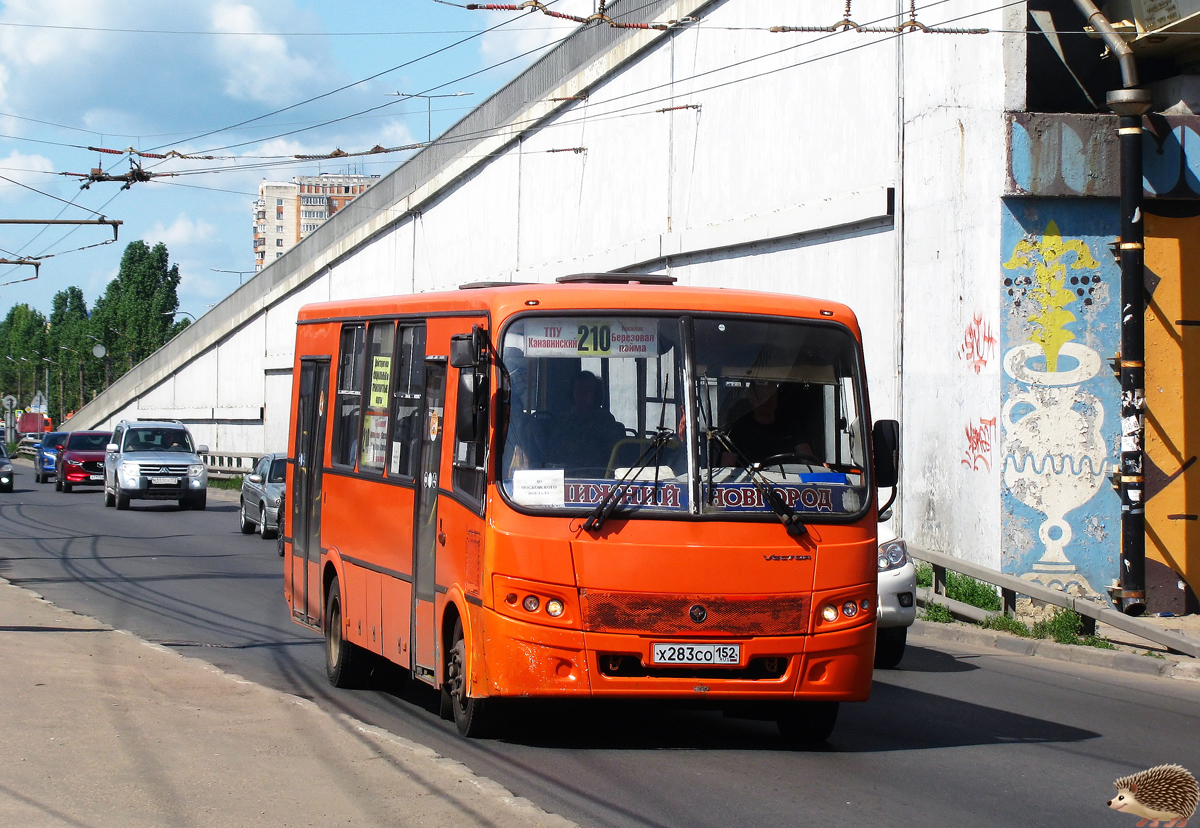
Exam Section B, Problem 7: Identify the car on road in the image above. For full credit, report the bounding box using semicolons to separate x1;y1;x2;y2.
35;432;68;484
0;442;12;493
103;420;209;511
56;431;113;492
875;528;916;668
239;453;285;539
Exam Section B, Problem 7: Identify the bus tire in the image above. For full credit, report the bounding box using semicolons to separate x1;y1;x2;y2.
874;626;907;669
325;575;367;689
446;620;492;737
777;701;838;746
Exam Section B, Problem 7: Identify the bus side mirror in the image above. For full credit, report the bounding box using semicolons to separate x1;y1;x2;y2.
872;419;900;488
450;325;487;369
456;369;486;443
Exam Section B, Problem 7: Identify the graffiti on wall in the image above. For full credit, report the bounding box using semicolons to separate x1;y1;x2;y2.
959;312;997;374
1000;204;1121;599
962;417;998;471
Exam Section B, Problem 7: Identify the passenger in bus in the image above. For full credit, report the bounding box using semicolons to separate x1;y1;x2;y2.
546;370;625;475
721;380;815;465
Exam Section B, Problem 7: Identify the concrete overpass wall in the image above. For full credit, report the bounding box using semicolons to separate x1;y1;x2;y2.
66;0;1020;568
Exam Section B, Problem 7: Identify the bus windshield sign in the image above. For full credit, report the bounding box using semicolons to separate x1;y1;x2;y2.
500;313;869;521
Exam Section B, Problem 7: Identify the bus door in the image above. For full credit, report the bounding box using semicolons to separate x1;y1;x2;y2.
291;358;329;628
411;357;447;683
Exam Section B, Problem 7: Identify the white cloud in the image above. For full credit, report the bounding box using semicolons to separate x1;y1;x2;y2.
149;214;217;247
210;2;324;104
0;150;56;200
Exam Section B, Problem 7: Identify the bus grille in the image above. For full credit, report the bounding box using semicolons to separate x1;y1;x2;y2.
580;591;808;636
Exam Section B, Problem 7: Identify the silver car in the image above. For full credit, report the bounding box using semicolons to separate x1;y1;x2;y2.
240;453;285;539
104;420;209;510
875;528;917;668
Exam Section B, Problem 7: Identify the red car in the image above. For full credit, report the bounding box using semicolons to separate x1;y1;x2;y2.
57;431;113;493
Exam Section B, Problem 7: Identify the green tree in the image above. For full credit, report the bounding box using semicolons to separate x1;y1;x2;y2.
0;303;50;409
91;240;185;375
47;286;93;423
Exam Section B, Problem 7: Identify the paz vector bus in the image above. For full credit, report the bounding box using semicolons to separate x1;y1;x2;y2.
283;273;899;743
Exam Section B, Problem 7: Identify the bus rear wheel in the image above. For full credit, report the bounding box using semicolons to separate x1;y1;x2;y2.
324;575;367;688
777;701;838;746
445;620;492;737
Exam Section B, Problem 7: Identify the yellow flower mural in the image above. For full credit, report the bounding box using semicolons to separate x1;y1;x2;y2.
1003;220;1099;372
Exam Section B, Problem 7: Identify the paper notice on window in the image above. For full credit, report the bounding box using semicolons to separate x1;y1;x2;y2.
369;356;392;409
511;469;565;507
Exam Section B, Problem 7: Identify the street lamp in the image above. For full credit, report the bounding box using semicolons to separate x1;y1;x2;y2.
61;346;85;412
86;335;112;389
211;267;255;286
165;310;197;322
387;91;473;143
5;355;22;403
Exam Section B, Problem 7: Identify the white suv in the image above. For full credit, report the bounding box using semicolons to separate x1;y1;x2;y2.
104;420;209;510
876;529;916;668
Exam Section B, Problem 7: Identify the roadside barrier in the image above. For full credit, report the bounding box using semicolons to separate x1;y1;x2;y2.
201;453;259;480
910;544;1200;658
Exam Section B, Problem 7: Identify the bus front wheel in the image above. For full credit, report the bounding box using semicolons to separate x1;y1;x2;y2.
325;575;367;688
777;701;838;746
445;620;492;737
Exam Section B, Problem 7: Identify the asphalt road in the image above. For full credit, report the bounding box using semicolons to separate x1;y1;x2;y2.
3;465;1198;828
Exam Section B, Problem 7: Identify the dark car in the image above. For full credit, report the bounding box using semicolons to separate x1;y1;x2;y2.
35;432;68;484
0;443;12;493
57;431;113;493
240;453;285;539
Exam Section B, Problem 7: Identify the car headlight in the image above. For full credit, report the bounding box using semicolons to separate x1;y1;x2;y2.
0;464;11;473
188;464;205;478
878;539;909;572
120;461;139;475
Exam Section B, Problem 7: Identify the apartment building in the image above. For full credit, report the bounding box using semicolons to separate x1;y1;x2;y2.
253;173;379;270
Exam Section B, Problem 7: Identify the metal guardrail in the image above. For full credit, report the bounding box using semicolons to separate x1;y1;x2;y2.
202;453;258;480
16;436;39;458
909;544;1200;659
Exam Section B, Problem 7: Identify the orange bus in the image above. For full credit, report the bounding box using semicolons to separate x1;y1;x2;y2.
284;274;899;742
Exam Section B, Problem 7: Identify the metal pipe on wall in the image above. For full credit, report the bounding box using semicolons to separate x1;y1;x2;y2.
1071;0;1154;614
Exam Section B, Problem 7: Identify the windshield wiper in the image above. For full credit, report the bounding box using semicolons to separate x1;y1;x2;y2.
706;429;808;537
583;427;675;533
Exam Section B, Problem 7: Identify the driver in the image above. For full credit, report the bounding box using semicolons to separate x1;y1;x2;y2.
721;380;814;465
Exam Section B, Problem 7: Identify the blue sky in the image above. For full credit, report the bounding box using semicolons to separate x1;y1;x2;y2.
0;0;591;321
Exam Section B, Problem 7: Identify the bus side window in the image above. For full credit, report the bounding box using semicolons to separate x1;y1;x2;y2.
452;362;488;508
358;322;396;474
388;324;426;479
332;324;366;468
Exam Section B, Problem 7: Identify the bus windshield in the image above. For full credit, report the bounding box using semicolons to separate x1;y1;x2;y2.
499;313;869;521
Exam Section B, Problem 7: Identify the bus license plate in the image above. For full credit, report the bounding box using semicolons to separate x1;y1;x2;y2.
652;643;740;665
150;477;179;485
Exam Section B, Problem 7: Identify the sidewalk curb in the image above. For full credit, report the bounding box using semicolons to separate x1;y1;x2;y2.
1;576;579;828
910;619;1200;682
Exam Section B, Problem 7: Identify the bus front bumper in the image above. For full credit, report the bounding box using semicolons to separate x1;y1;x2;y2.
478;609;874;702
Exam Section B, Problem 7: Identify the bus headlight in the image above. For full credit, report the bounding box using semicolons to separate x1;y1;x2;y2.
545;599;564;617
522;595;540;613
821;605;839;622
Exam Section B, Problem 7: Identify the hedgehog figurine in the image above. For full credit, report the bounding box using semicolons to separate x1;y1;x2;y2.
1107;764;1198;827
